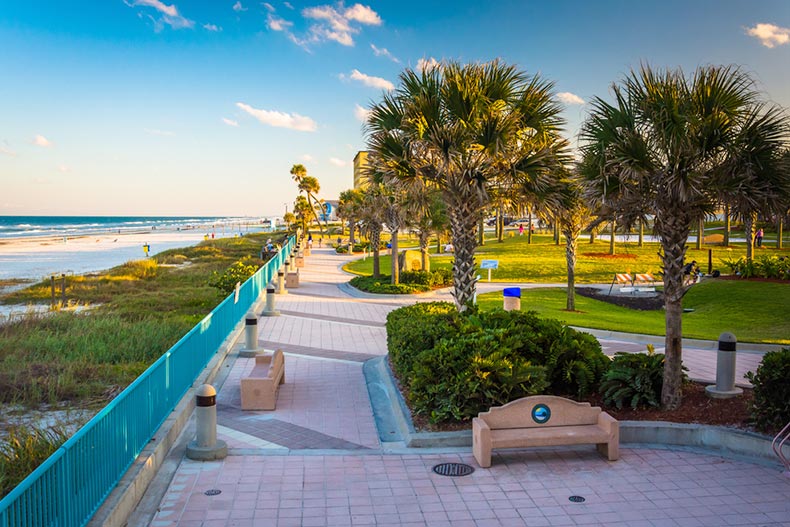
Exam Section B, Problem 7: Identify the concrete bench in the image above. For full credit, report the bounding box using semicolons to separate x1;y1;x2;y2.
240;349;285;410
472;395;619;468
285;269;300;288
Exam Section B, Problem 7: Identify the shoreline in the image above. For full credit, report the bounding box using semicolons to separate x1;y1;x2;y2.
0;225;272;282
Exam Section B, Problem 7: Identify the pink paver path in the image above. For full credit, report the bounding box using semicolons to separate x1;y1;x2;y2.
146;245;789;527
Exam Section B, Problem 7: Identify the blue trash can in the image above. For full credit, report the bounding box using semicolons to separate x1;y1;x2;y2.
503;287;521;311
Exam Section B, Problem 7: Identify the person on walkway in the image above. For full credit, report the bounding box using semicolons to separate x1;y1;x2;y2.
518;224;524;236
756;227;764;248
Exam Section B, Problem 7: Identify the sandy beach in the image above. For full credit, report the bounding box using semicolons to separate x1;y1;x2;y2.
0;229;252;282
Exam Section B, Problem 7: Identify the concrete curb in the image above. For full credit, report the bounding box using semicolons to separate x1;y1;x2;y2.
87;314;250;527
363;355;789;467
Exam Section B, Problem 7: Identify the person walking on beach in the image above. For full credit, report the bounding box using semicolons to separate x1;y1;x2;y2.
756;228;764;248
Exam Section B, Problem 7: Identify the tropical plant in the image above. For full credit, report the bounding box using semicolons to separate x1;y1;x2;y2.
746;348;790;432
578;64;790;409
356;184;387;278
553;175;592;311
292;195;313;234
365;60;569;310
208;258;258;296
599;346;671;409
290;164;327;234
337;188;363;244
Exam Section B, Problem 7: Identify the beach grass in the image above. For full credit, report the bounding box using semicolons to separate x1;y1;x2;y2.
0;425;69;498
0;232;286;409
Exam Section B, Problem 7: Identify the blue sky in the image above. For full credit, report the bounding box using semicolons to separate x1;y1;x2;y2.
1;0;789;217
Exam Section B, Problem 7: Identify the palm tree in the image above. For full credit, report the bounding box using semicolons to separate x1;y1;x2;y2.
405;187;448;271
366;60;568;309
554;177;592;311
356;184;387;278
579;64;790;409
292;195;313;235
290;164;327;234
338;189;363;245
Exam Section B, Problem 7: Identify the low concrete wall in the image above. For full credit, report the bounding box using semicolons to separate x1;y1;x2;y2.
364;355;789;467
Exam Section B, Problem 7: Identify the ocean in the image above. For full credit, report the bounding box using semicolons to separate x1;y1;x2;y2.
0;216;253;240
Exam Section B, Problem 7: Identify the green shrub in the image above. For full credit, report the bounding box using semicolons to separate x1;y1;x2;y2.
599;346;680;409
208;258;259;295
430;268;453;286
386;304;609;424
400;270;432;286
349;275;431;294
386;302;460;376
409;331;548;422
0;425;69;498
116;259;158;279
721;256;790;280
746;348;790;432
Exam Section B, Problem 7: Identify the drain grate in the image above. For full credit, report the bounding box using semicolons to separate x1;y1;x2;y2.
204;489;222;496
432;462;475;477
568;495;585;503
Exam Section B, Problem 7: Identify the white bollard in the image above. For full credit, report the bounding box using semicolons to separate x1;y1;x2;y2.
239;311;259;357
186;384;227;460
705;332;743;398
277;267;288;295
261;286;280;317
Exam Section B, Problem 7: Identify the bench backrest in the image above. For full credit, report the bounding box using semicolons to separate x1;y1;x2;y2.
478;395;601;429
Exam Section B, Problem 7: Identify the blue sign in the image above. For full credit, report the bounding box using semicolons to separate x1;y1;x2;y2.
480;259;499;270
531;404;551;424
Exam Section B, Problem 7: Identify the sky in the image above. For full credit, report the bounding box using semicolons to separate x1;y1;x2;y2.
1;0;789;217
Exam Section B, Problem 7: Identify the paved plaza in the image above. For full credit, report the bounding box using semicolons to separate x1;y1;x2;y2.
141;246;790;527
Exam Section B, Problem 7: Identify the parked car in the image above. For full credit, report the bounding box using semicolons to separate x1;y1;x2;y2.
510;218;540;228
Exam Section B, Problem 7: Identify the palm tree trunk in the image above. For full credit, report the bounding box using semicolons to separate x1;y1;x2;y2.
589;226;596;244
638;220;644;247
778;217;784;250
497;207;504;243
478;217;485;246
420;231;430;271
449;198;480;310
564;226;579;311
724;205;731;246
306;193;325;236
745;213;756;261
656;206;691;410
390;229;399;285
696;218;703;250
349;221;356;245
527;208;533;244
370;226;382;278
553;221;560;245
609;220;616;255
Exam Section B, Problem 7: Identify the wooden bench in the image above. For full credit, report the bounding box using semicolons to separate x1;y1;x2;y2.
240;349;285;410
472;395;619;468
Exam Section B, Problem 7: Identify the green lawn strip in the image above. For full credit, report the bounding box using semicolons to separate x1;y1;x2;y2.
344;235;789;282
477;280;790;345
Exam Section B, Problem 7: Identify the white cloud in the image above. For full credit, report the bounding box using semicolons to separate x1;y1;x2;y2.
203;23;221;31
0;146;16;157
267;14;293;31
58;165;70;173
556;92;585;105
262;2;275;12
354;104;371;122
342;69;394;90
301;154;314;162
222;117;239;127
33;135;52;147
144;128;175;136
125;0;194;29
283;1;294;8
371;43;400;63
416;57;439;73
745;23;790;48
236;102;318;132
232;1;247;12
291;3;381;48
343;4;381;25
329;157;348;167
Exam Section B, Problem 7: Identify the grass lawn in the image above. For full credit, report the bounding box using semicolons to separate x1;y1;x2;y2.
344;232;790;283
477;280;790;345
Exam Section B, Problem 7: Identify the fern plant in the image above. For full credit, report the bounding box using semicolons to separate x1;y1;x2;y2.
599;346;685;409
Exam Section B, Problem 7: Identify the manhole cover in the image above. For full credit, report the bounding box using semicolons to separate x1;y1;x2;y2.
204;489;222;496
568;495;585;503
432;463;475;477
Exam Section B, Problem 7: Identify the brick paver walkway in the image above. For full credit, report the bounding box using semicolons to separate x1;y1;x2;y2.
146;246;789;527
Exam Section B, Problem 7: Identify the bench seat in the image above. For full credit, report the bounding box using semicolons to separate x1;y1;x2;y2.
240;349;285;410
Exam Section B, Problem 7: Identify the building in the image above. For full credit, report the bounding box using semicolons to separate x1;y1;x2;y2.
353;151;369;189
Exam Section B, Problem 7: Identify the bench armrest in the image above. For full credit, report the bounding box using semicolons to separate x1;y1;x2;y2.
597;411;618;434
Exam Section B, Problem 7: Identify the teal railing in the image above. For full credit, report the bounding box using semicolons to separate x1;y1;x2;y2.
0;235;295;527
